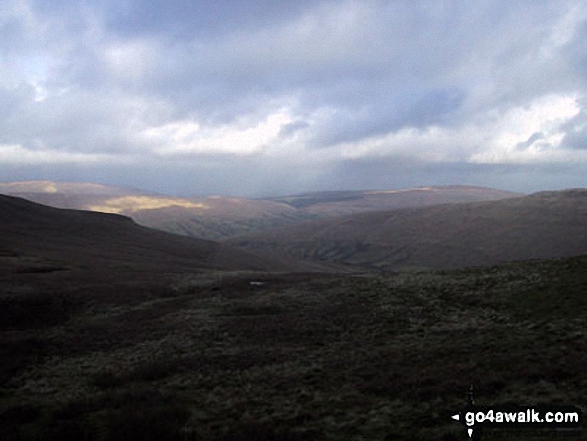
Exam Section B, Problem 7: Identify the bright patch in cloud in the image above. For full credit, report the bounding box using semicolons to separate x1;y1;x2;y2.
143;111;293;156
337;125;476;162
334;94;582;165
472;94;581;163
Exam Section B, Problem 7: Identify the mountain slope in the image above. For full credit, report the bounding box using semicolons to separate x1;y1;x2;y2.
228;189;587;271
0;181;312;240
270;185;521;215
0;181;520;240
0;195;325;273
0;180;148;196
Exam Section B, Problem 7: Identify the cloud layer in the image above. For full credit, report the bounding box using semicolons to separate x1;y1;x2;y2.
1;0;587;195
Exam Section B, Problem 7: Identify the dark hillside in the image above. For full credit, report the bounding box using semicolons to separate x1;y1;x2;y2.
0;194;325;273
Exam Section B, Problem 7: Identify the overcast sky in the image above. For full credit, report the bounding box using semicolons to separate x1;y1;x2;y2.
1;0;587;196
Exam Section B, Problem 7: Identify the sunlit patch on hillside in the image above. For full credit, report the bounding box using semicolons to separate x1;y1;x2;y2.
44;184;58;193
0;180;58;192
88;196;209;214
0;181;120;194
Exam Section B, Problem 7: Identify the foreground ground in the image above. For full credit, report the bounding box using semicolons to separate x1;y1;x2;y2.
1;253;586;440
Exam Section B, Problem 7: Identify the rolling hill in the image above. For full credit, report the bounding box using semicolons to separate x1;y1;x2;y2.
0;180;149;196
268;185;521;215
0;181;521;240
0;194;327;273
228;189;587;271
1;190;586;440
0;181;312;240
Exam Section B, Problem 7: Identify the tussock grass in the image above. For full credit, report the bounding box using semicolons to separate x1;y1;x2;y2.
2;256;586;440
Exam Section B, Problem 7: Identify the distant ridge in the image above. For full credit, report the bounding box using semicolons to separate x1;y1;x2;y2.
228;189;587;271
0;181;521;240
0;180;149;196
269;185;521;213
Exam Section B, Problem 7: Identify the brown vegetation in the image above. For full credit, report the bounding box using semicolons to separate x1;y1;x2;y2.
230;189;587;271
1;191;586;440
0;181;520;240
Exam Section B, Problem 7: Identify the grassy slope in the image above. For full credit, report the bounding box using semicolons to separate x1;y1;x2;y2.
1;253;586;440
272;186;521;216
230;189;587;271
0;194;329;273
1;183;520;241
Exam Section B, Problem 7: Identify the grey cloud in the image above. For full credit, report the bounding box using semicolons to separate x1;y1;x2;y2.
98;0;330;40
37;1;581;126
326;159;587;195
2;0;587;195
560;16;587;79
181;2;578;126
560;97;587;150
515;132;545;151
1;146;587;197
0;84;35;127
0;86;166;155
561;119;587;150
563;130;587;150
278;120;310;138
306;87;466;148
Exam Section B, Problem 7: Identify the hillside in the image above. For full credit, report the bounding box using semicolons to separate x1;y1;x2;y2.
0;195;327;273
269;185;521;215
2;249;586;440
0;181;520;240
0;181;313;240
0;180;148;196
229;189;587;271
1;192;586;440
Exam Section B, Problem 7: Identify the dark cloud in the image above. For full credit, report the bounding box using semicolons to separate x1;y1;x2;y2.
97;0;328;40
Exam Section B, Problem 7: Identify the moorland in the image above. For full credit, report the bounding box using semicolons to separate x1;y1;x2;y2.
1;184;586;440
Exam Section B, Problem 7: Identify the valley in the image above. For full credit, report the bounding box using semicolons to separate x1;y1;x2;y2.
0;181;521;241
0;187;586;440
230;189;587;272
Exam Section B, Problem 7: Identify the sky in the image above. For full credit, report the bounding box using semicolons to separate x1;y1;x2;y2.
1;0;587;197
